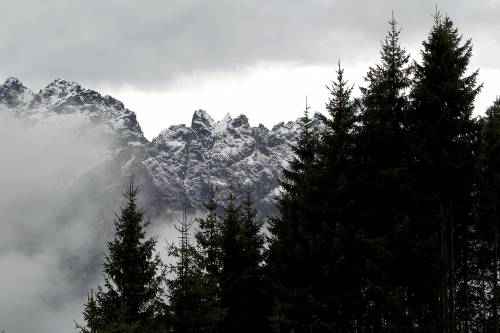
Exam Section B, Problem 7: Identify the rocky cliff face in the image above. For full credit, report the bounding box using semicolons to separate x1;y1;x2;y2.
145;109;306;215
0;77;316;216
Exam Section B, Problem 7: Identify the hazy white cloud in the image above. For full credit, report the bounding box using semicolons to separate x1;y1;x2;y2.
0;110;185;333
0;112;118;333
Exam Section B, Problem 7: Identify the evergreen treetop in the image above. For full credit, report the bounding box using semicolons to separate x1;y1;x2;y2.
79;178;166;333
412;13;481;129
323;62;356;137
361;13;411;129
167;209;213;332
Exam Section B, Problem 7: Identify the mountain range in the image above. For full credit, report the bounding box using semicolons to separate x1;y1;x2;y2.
0;77;318;216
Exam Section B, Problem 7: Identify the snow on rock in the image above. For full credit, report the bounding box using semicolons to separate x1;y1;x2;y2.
0;77;316;217
0;77;35;108
146;110;304;215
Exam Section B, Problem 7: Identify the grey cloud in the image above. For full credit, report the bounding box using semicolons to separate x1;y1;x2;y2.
1;0;499;90
0;110;184;333
0;112;118;333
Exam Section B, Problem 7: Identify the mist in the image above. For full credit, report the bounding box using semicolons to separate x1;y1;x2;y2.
0;111;130;333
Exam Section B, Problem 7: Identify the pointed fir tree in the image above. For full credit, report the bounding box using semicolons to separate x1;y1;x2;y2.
356;14;414;330
318;63;364;331
281;97;319;196
234;192;269;332
267;97;324;332
193;186;224;331
269;68;359;331
78;178;166;333
219;191;268;332
408;12;482;332
319;62;358;218
487;97;500;117
166;209;207;332
195;186;223;296
322;62;357;146
475;96;500;332
361;14;411;130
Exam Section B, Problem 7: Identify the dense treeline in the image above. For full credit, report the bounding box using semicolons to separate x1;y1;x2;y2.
79;13;500;333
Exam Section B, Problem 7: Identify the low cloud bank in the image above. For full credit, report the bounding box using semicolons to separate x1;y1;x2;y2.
0;112;124;333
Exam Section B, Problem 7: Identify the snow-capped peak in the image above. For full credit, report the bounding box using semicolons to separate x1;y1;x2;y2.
0;77;34;108
4;77;23;87
191;109;215;132
231;114;250;128
44;78;81;92
35;79;83;105
0;77;145;144
214;113;232;135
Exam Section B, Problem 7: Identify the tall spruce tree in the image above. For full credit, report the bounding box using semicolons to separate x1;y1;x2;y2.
193;186;224;331
269;65;360;331
79;179;166;333
167;209;209;332
476;97;500;332
357;14;413;331
320;63;364;332
408;13;481;332
219;191;268;332
267;98;324;332
195;187;223;287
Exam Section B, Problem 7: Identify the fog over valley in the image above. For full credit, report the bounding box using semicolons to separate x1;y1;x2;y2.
0;111;121;333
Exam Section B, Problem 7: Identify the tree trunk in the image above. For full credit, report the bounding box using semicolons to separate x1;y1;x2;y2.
442;203;450;333
494;212;499;333
450;201;456;333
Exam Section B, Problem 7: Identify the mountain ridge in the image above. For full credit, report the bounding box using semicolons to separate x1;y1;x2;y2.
0;77;318;216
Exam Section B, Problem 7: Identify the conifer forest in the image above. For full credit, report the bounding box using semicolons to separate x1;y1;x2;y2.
71;12;500;333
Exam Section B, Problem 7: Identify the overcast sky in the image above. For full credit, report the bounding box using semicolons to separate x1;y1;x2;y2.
1;0;499;139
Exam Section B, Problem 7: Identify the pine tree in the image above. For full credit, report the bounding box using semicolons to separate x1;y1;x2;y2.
167;209;209;332
487;97;500;116
318;63;362;332
237;192;269;331
79;178;166;333
475;96;500;332
219;191;268;332
267;97;324;332
408;12;481;332
195;186;223;296
322;62;357;143
357;14;413;331
268;66;359;331
193;186;224;331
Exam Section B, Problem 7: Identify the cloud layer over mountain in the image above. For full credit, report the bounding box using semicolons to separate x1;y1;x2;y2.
1;0;499;89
